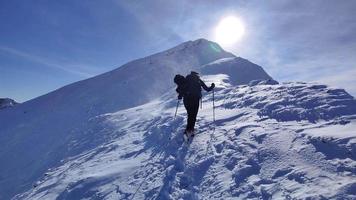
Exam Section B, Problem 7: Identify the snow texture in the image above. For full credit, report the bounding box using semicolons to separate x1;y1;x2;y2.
14;80;356;200
0;39;355;200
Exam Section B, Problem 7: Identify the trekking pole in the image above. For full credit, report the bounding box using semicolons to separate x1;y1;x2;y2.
174;99;180;118
200;97;202;109
213;88;215;123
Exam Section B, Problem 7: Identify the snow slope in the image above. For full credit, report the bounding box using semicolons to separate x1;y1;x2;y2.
0;39;273;199
14;76;356;199
201;57;273;85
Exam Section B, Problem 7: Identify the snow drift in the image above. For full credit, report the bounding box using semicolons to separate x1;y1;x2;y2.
14;80;356;199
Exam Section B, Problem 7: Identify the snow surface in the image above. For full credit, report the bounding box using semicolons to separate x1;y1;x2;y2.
0;39;230;199
201;57;273;85
13;77;356;200
0;39;273;200
1;39;356;199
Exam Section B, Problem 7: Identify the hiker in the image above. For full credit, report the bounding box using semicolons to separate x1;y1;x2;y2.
174;71;215;136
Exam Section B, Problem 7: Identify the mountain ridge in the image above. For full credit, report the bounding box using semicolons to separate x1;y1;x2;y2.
1;39;355;199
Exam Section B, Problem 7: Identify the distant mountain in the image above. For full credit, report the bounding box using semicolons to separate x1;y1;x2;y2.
0;98;18;110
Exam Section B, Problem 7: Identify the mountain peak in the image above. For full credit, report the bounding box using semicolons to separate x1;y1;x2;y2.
190;38;217;46
160;38;233;62
178;38;216;46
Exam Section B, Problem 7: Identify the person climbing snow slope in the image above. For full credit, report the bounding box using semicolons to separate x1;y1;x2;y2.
174;71;215;138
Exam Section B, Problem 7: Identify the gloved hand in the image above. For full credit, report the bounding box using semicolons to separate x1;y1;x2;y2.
178;95;183;100
211;83;215;89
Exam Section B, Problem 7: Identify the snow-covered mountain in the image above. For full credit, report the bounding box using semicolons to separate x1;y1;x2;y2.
1;39;356;199
0;39;272;199
0;98;18;110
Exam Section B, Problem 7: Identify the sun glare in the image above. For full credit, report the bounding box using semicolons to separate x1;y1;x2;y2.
215;16;245;47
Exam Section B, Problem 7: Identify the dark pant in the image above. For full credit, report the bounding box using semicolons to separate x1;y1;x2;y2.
183;95;200;132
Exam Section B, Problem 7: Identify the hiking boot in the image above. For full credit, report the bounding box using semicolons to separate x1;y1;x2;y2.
186;129;194;136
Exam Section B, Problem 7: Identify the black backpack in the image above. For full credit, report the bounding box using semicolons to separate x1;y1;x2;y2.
185;73;202;98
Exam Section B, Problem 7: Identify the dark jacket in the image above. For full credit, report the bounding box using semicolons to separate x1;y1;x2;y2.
176;73;213;99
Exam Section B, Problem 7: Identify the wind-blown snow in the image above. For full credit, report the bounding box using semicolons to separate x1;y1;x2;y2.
222;82;356;122
14;78;356;199
1;39;355;199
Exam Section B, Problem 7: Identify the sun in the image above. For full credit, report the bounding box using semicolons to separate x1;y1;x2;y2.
215;16;245;47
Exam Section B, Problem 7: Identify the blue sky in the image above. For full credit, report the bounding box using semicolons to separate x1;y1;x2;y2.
1;0;356;102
